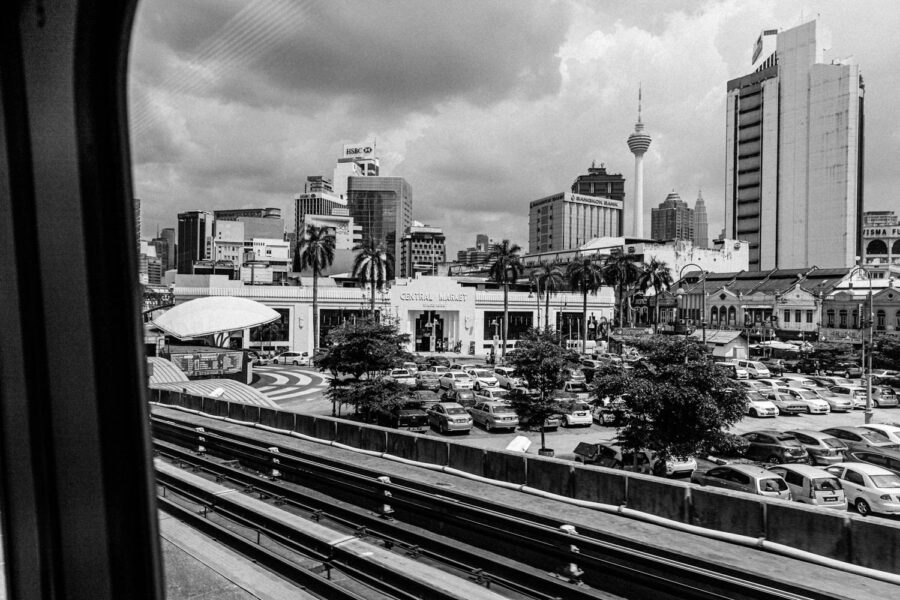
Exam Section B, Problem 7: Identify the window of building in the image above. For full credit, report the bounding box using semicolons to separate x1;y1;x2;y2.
806;310;813;323
783;310;790;323
794;310;801;323
839;310;847;329
878;310;886;330
827;310;835;327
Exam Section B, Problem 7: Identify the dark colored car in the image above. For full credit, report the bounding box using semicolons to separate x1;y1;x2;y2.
845;447;900;477
415;371;441;391
760;359;785;377
821;426;900;451
375;402;429;432
829;362;863;378
441;388;477;407
426;355;451;367
785;429;849;465
795;358;822;375
741;430;809;464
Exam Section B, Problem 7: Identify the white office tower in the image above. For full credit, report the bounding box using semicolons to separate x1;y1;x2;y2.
332;141;380;198
626;88;651;238
725;21;864;270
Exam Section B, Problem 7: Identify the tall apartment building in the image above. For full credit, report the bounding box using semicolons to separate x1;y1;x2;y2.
214;208;284;241
650;192;694;242
400;222;446;277
725;20;864;270
176;210;213;274
347;176;412;276
693;192;709;249
529;192;623;254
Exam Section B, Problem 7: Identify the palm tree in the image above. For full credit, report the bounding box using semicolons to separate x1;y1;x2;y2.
637;257;673;332
352;237;394;316
530;262;565;330
488;240;523;358
566;258;605;354
294;224;336;350
602;253;642;327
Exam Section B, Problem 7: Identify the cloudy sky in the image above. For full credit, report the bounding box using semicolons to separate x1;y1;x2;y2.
129;0;899;255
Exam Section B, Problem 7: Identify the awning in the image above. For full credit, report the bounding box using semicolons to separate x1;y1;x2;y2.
152;296;280;340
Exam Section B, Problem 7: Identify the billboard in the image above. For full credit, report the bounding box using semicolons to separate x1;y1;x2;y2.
168;350;244;377
342;141;376;160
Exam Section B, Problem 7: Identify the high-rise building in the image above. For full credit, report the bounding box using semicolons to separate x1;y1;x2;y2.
159;227;176;271
570;162;626;204
650;192;694;242
347;176;412;276
626;88;652;238
333;141;379;198
528;192;623;253
725;20;864;270
294;187;348;238
400;222;446;278
214;208;284;241
176;211;213;274
693;191;709;249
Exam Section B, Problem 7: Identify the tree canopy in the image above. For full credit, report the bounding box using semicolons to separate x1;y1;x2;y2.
591;337;748;460
315;318;412;380
505;328;579;450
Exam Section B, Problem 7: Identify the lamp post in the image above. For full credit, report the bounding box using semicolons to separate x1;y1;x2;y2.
490;318;499;364
849;266;874;424
675;263;706;345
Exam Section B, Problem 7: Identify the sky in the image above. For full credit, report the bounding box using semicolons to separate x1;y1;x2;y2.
129;0;900;256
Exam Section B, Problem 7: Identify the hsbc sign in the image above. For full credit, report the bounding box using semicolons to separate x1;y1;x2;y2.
343;142;375;159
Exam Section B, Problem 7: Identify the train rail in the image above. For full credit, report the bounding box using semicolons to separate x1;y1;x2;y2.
152;414;839;600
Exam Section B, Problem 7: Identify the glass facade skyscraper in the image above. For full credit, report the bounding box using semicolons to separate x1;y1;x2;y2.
347;176;412;277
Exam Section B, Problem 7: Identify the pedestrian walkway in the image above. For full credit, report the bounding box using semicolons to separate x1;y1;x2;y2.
252;365;330;402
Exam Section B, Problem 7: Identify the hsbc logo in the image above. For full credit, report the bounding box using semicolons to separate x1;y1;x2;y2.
345;146;373;156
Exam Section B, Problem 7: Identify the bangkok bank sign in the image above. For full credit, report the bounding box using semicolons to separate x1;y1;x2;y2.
343;142;375;159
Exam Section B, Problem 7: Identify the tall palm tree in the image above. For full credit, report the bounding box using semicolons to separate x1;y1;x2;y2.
488;240;523;358
530;262;565;330
294;224;336;350
566;257;604;354
602;253;642;327
637;257;673;332
352;237;394;316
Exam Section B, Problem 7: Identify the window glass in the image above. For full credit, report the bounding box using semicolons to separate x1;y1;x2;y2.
871;474;900;488
731;471;751;485
759;478;788;492
812;478;841;491
845;470;866;486
784;471;804;486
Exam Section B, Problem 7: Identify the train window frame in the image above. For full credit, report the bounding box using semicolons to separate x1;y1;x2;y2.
1;1;163;598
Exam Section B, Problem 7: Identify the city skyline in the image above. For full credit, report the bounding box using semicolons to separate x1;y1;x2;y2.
129;0;900;257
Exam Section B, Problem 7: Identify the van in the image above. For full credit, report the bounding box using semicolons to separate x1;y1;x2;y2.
735;359;771;379
767;464;847;510
715;362;749;380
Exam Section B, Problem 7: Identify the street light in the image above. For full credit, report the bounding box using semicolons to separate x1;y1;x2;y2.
675;263;707;345
849;266;874;424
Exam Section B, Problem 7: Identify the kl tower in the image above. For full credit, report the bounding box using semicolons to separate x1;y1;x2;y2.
627;86;651;238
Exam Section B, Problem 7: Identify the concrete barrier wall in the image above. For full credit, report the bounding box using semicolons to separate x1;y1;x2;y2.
153;394;900;572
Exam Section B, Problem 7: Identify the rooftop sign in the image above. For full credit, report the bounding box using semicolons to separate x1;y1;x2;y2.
342;141;375;160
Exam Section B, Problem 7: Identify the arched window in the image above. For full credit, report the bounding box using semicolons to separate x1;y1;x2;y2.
867;239;888;255
893;239;900;255
827;310;835;327
839;310;848;329
877;310;886;330
727;306;736;326
710;306;718;325
896;310;900;329
852;309;859;329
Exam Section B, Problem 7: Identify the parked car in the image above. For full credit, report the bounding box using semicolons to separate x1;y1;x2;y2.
272;351;309;366
824;463;900;516
777;387;830;414
795;358;822;375
384;368;416;387
809;388;854;412
406;389;441;412
573;442;696;478
440;388;476;407
561;367;587;384
426;402;472;434
735;359;771;379
415;371;441;391
558;400;593;427
778;375;821;388
475;387;511;403
715;362;749;379
374;402;429;432
820;426;900;450
741;430;810;464
492;366;523;389
809;375;853;388
592;398;630;426
874;375;900;393
468;401;519;432
464;368;498;390
427;365;450;375
426;356;451;367
871;386;900;408
785;429;849;465
860;424;900;445
828;385;867;409
755;378;785;389
247;350;269;366
760;358;785;376
845;447;900;477
439;371;475;390
514;391;561;431
691;464;791;500
762;392;808;415
830;362;863;378
736;379;773;392
767;464;847;509
744;391;779;418
556;381;590;401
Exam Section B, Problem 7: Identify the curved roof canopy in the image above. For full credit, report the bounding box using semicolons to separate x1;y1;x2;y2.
152;296;280;340
147;356;189;384
152;379;277;408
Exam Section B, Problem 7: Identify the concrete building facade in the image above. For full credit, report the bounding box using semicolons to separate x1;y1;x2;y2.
400;222;446;278
861;210;900;279
693;192;709;249
725;20;864;270
651;192;694;242
176;210;214;274
528;192;623;254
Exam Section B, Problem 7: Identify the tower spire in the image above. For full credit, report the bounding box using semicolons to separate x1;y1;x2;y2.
638;83;642;124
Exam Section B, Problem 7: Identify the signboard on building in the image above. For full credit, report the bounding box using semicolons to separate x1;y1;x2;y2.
863;227;900;237
342;142;375;160
168;350;243;377
392;277;476;312
819;328;863;344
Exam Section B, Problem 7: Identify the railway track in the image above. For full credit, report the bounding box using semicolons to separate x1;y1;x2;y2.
152;414;838;600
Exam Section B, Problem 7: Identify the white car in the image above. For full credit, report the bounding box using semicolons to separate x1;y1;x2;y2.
559;400;593;427
272;351;309;366
829;385;867;409
825;462;900;516
466;368;498;390
811;388;855;412
778;387;830;414
860;424;900;445
439;371;475;390
384;368;416;387
745;391;779;418
474;387;510;403
735;359;771;379
428;365;450;375
493;366;524;389
778;375;820;389
755;378;784;389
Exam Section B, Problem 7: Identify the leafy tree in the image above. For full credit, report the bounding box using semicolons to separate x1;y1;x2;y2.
488;239;523;358
505;329;579;451
315;319;412;381
871;336;900;370
637;257;673;332
592;337;748;462
326;378;408;421
352;237;394;315
530;262;565;330
602;253;642;327
566;257;604;353
294;224;336;351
